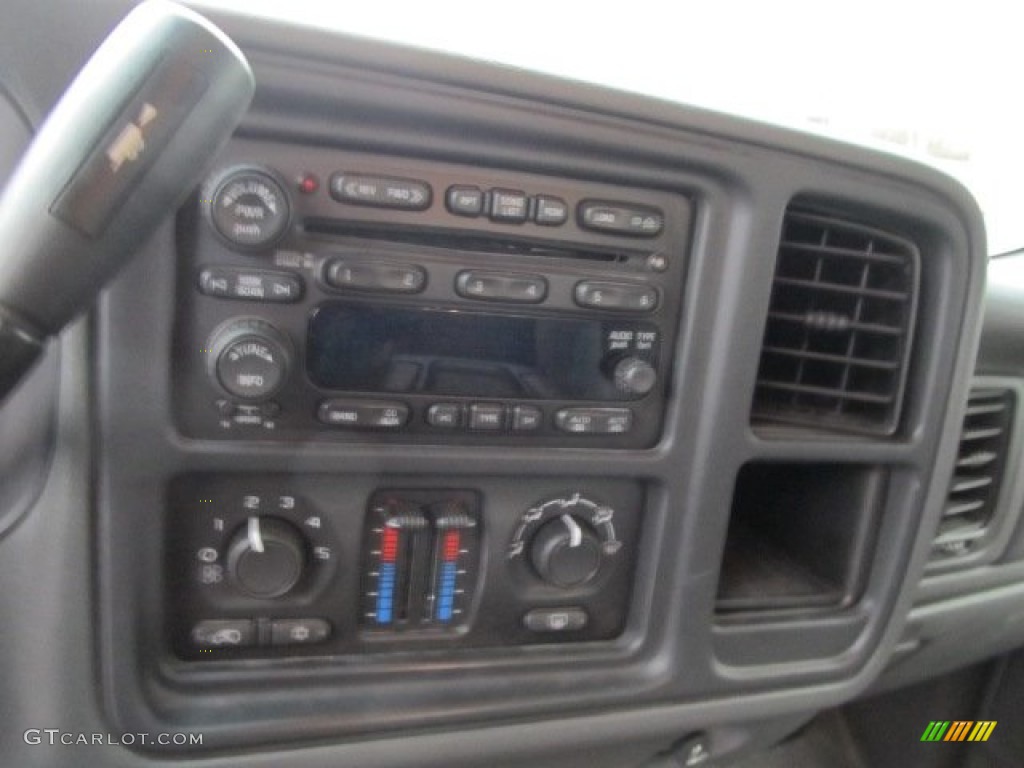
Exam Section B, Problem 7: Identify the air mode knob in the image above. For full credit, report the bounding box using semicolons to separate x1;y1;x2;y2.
206;317;292;401
225;516;306;598
611;356;657;396
529;514;603;588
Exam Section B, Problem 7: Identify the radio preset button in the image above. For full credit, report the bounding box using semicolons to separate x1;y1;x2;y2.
489;189;529;223
574;280;658;313
456;270;548;303
318;400;410;429
469;403;506;430
446;185;484;217
555;407;633;435
198;267;303;303
534;196;568;226
329;173;432;211
578;200;664;237
325;259;426;294
427;403;463;428
512;405;543;431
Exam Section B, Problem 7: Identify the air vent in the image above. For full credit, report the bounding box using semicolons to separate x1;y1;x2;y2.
753;210;919;435
932;388;1015;560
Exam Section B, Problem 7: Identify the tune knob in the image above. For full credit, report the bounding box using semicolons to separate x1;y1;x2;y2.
225;516;306;598
207;317;292;401
529;514;603;588
611;356;657;396
206;166;291;251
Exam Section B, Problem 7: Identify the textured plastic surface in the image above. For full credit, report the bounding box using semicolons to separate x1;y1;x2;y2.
0;87;57;536
0;0;992;766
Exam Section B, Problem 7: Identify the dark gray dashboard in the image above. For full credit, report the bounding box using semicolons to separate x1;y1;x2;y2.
0;1;1013;767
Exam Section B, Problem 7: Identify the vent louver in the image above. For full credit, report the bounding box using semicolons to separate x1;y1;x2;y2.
753;210;919;435
932;388;1015;560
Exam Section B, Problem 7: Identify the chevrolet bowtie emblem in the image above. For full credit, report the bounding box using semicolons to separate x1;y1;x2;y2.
106;102;159;173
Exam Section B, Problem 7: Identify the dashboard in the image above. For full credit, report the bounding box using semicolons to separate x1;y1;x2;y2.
1;1;1023;766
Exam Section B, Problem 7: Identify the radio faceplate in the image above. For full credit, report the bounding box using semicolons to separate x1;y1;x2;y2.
173;141;691;447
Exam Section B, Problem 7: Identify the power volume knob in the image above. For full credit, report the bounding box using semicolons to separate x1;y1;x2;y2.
207;166;291;251
529;514;603;588
226;516;306;598
612;357;657;396
207;318;292;401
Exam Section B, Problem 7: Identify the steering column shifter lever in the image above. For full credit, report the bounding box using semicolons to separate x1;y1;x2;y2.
0;0;253;401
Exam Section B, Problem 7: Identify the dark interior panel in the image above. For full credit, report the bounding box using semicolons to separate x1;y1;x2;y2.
0;1;1003;766
717;463;886;613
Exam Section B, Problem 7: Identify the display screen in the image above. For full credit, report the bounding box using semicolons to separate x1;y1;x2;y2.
307;303;655;401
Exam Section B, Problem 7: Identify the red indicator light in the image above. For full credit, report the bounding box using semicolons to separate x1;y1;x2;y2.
297;173;319;194
443;530;460;561
381;526;399;562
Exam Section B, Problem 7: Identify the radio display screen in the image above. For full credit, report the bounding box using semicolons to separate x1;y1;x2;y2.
307;303;655;401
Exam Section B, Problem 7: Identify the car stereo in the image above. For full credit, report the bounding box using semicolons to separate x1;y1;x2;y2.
172;142;692;448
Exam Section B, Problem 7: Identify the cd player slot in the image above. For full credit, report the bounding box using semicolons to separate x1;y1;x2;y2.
303;219;631;264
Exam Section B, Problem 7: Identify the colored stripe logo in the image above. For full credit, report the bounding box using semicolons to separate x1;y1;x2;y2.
921;721;996;742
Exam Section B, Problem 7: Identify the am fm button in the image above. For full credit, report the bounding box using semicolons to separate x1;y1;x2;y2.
317;400;410;429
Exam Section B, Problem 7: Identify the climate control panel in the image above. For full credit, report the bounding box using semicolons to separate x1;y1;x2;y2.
166;475;643;659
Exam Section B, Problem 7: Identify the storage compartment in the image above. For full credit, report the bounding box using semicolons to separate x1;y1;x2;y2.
716;463;887;613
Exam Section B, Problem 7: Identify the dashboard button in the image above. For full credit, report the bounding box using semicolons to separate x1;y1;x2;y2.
427;403;463;428
456;270;547;303
231;404;265;426
489;188;529;222
208;319;292;401
574;280;658;312
318;400;410;429
469;403;506;430
325;259;426;294
512;405;543;431
578;200;664;237
270;618;331;646
523;607;588;633
329;173;432;210
611;357;658;396
191;619;256;649
198;268;303;303
534;196;568;225
555;407;633;435
207;168;291;251
446;185;484;216
199;270;231;297
263;273;303;302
